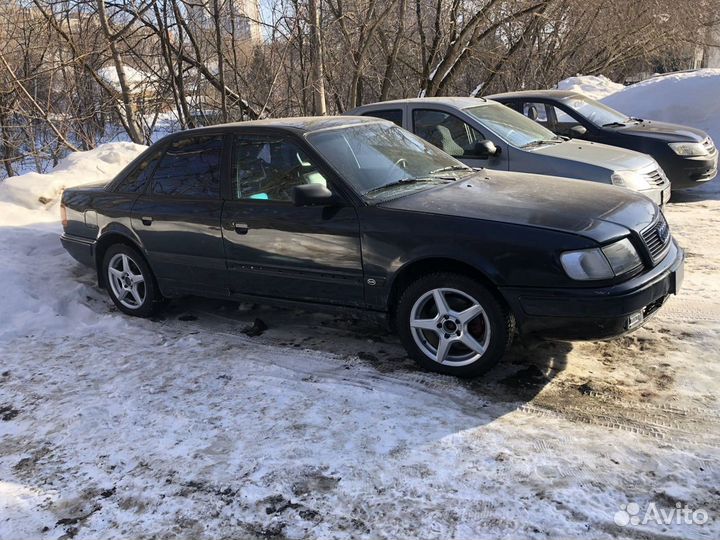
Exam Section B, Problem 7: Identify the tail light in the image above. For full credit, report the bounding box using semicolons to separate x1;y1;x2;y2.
60;202;68;228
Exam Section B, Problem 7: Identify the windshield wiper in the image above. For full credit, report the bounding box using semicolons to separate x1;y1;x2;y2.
522;139;562;148
430;165;472;174
364;177;437;195
602;121;626;127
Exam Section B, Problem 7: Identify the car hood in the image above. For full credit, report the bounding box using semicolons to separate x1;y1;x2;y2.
613;120;709;143
378;170;657;243
528;139;656;171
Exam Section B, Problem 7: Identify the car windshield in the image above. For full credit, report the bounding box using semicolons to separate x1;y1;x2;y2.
464;102;561;148
561;94;629;126
305;122;472;200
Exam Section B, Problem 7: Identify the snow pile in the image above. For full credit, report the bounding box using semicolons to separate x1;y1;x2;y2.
0;142;145;339
557;75;625;99
602;69;720;146
0;142;145;224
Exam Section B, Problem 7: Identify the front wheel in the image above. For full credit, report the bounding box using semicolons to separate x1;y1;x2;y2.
396;273;514;377
103;244;160;317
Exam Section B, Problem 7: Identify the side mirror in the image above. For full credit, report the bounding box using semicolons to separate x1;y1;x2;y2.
570;125;588;137
473;140;500;159
292;183;337;206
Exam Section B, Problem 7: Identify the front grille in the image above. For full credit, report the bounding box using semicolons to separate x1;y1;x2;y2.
643;168;667;187
641;213;671;263
702;137;716;154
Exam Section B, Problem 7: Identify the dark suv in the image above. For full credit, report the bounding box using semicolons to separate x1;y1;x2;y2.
60;117;684;377
487;90;718;190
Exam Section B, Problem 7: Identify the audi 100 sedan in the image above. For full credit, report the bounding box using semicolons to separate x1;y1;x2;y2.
60;117;684;377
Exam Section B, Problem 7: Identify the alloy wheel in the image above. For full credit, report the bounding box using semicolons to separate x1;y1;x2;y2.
409;287;491;366
107;253;146;310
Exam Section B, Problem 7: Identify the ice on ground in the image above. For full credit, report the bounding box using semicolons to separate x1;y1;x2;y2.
557;74;625;99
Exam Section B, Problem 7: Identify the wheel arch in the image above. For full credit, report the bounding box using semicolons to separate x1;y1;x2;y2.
386;256;508;328
94;230;148;289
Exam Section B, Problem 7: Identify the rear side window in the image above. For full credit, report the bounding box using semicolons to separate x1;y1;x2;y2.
114;150;163;193
151;135;223;198
362;109;403;127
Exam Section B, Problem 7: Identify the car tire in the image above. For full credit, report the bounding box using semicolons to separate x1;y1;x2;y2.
396;272;514;378
102;244;161;317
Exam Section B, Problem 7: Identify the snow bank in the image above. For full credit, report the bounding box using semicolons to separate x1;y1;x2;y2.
557;75;624;100
601;69;720;146
0;142;146;340
0;142;146;224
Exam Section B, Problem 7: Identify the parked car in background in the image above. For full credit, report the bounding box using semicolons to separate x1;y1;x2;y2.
60;117;683;378
487;90;718;190
347;98;672;206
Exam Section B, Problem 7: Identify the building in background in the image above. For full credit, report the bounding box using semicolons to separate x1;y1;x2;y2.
188;0;262;43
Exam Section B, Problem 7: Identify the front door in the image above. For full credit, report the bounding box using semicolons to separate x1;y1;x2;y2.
131;134;226;296
221;133;364;307
410;107;510;170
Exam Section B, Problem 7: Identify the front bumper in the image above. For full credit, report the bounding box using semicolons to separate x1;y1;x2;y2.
499;240;684;340
639;184;671;206
60;233;96;268
665;151;718;190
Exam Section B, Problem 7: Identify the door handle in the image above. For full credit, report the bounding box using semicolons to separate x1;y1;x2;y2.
141;216;153;226
234;222;249;235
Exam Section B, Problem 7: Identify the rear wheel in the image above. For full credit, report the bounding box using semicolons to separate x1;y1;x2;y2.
103;244;160;317
396;273;514;377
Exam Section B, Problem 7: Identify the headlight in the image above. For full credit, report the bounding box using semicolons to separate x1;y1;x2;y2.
611;170;652;190
601;238;642;275
561;238;641;280
668;142;708;157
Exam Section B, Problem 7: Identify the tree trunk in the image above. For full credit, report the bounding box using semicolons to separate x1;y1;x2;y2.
308;0;327;115
96;0;145;144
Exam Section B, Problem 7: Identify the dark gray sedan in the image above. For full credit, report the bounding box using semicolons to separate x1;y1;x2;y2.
487;90;718;190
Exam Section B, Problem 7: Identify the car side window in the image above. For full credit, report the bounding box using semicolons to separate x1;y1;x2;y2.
412;109;484;158
151;135;223;198
114;150;163;193
362;109;403;127
522;102;549;124
549;105;583;136
231;136;328;202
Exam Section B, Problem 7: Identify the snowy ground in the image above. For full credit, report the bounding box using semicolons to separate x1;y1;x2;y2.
2;106;720;539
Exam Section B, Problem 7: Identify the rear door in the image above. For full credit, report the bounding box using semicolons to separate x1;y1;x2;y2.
221;132;364;306
131;133;227;296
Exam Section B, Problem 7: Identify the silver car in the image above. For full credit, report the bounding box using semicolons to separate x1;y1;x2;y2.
346;97;671;205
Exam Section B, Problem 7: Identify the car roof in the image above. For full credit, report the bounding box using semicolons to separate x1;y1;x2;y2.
484;89;582;101
354;97;489;109
172;115;385;136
